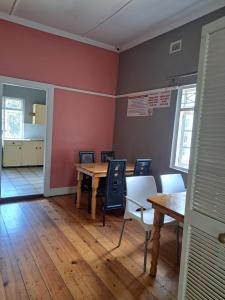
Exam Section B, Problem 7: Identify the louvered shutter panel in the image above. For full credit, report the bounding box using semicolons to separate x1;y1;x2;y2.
192;27;225;223
185;227;225;300
178;17;225;299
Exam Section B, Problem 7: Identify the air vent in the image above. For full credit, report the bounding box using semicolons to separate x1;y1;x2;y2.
169;40;182;54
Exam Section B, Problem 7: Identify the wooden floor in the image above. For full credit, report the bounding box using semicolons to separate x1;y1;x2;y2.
0;194;180;299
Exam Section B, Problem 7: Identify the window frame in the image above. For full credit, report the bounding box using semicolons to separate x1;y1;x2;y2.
2;96;25;139
170;84;196;173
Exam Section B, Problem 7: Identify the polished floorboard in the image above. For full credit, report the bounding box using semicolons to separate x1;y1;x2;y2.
0;195;179;299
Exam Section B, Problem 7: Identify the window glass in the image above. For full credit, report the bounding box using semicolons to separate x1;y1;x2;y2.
171;85;196;172
2;97;24;138
181;87;196;109
5;98;23;110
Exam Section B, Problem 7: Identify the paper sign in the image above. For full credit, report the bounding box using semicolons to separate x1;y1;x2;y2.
127;95;149;117
148;107;154;116
158;90;171;107
127;88;171;117
148;92;159;108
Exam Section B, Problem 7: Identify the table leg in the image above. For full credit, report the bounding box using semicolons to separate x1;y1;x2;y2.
91;177;99;220
76;171;83;208
150;210;164;277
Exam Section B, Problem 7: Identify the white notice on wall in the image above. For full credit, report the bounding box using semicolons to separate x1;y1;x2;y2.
148;89;171;108
158;90;171;107
148;92;159;108
127;88;171;117
127;95;149;117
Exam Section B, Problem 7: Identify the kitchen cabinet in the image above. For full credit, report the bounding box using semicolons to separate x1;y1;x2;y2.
22;141;39;166
3;140;44;167
3;142;22;167
36;141;44;165
32;104;46;124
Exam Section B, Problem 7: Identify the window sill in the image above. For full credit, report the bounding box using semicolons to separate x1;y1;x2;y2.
170;165;188;174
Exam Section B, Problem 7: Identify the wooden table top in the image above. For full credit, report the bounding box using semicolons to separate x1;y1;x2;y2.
76;162;134;177
147;192;186;223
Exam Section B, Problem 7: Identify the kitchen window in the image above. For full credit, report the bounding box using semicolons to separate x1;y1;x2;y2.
170;85;196;172
2;97;24;138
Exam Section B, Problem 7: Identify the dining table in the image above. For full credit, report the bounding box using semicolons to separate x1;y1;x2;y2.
75;162;135;219
147;192;186;277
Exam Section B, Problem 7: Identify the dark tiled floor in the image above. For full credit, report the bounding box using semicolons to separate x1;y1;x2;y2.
1;167;43;197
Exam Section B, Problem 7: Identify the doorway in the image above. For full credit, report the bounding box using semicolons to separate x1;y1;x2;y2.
0;76;54;200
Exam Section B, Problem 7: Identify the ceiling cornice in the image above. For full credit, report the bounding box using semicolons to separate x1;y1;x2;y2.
1;1;225;54
119;1;225;52
0;12;117;52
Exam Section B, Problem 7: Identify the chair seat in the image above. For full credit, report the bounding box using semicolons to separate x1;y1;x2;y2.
127;208;174;229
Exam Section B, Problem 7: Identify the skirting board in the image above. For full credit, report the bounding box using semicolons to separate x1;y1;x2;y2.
46;186;76;197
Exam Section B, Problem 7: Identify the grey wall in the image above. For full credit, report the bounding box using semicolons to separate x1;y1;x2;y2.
114;7;225;189
3;85;46;123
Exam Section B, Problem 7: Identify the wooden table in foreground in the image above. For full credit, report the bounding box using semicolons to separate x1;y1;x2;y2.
76;162;134;219
147;192;186;277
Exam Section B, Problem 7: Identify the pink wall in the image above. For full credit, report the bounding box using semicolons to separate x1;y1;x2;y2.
0;20;118;95
0;20;118;188
51;89;115;188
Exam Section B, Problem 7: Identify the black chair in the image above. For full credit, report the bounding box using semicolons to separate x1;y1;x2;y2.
79;151;95;163
102;159;126;226
79;151;95;213
99;151;115;194
101;151;115;162
133;159;152;176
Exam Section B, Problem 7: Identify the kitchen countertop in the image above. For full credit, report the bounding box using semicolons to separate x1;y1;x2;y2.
3;138;44;141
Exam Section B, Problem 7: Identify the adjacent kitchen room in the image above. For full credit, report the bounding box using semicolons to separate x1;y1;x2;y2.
1;84;46;198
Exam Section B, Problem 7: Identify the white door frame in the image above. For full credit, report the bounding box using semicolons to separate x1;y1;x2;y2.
0;76;54;198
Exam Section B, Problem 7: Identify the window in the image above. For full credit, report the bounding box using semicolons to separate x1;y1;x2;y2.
170;85;196;172
2;97;24;138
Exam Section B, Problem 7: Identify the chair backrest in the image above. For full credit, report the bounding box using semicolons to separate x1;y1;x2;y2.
79;151;95;163
105;160;126;209
101;151;115;162
134;159;152;176
160;174;185;193
126;176;157;210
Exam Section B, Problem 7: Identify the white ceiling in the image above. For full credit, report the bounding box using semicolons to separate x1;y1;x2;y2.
0;0;225;51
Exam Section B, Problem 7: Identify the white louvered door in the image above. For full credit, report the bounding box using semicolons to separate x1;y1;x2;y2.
178;16;225;300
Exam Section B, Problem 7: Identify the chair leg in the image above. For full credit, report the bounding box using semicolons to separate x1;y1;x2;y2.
143;231;150;273
176;222;180;264
118;219;127;247
103;210;106;227
87;192;91;214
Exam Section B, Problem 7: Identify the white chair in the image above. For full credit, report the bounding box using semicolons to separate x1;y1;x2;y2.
160;174;186;263
118;176;173;272
160;174;185;193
